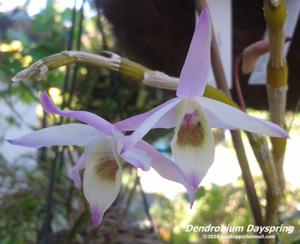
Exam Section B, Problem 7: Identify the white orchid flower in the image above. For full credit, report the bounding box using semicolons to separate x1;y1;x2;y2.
7;92;195;226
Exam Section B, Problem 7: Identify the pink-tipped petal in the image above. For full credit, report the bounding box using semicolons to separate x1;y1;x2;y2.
189;173;201;192
199;97;289;138
69;153;86;188
177;8;212;98
114;98;178;131
83;137;122;227
121;98;182;152
91;206;103;227
136;140;195;207
40;92;113;135
7;123;99;148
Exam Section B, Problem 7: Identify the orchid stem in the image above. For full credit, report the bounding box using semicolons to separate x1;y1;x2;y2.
67;0;85;110
137;176;155;232
40;148;60;244
234;51;281;230
194;0;264;227
61;0;77;110
11;50;238;110
263;0;288;235
234;55;247;111
264;0;288;196
125;172;139;210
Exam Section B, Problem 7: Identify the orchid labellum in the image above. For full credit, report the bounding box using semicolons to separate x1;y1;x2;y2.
116;9;289;191
7;93;194;226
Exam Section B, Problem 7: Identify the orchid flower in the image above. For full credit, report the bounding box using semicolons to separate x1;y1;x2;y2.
7;92;195;226
115;9;289;191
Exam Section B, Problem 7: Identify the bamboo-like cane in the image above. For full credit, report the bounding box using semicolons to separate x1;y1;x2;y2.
11;50;237;108
264;0;288;218
235;53;281;230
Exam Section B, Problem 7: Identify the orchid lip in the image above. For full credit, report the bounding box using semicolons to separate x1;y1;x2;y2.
182;110;199;127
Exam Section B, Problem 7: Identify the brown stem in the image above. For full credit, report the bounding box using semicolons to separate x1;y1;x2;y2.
234;55;247;110
246;133;281;228
194;0;263;226
235;51;281;228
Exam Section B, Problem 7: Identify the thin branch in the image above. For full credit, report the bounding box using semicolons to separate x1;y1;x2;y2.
67;0;85;108
60;0;77;110
40;148;60;244
234;53;281;229
233;55;246;111
125;172;139;211
137;176;155;232
96;13;108;50
3;96;36;130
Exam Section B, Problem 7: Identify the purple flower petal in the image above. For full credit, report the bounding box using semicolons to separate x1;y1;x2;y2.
7;123;99;148
177;8;212;98
91;206;103;227
121;97;182;153
40;92;113;135
201;106;236;130
136;140;195;207
189;172;202;192
120;145;151;171
199;97;289;138
114;98;178;131
69;153;86;188
111;129;151;171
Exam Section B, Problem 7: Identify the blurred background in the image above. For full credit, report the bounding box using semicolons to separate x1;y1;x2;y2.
0;0;300;243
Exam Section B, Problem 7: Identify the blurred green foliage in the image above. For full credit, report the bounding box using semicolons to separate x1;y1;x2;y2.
150;178;300;244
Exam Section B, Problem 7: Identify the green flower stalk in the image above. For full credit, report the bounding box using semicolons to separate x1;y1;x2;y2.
263;0;288;234
264;0;288;198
